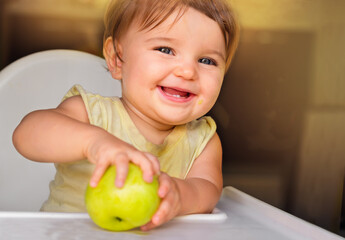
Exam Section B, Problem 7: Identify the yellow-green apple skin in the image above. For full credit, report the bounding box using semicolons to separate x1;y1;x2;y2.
85;163;160;231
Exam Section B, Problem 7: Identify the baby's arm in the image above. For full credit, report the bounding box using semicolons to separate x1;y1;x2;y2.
12;95;159;187
141;133;223;230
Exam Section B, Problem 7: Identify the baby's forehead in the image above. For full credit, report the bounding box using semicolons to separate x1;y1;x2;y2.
130;5;188;32
131;7;219;36
122;8;226;58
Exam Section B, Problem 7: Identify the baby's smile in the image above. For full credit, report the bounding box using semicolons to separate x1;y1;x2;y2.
161;86;190;98
158;86;195;102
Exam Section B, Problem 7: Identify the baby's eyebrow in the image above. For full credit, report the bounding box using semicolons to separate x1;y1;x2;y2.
145;37;178;44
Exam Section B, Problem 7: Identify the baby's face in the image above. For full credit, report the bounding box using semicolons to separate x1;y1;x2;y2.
118;7;226;128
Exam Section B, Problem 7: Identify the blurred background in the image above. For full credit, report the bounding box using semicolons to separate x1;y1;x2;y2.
0;0;344;236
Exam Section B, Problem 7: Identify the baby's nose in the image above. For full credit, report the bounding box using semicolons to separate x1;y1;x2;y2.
173;60;197;81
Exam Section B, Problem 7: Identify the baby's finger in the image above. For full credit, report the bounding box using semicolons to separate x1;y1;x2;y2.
140;220;157;231
129;152;155;183
143;152;160;175
114;153;129;188
141;204;169;231
90;162;109;187
158;173;171;198
150;199;171;227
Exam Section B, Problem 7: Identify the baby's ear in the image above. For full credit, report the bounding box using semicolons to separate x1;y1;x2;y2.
103;37;123;80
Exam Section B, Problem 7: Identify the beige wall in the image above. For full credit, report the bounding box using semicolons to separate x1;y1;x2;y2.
230;0;345;105
225;0;345;232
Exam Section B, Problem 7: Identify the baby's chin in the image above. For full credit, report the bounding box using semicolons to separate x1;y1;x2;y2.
155;111;206;126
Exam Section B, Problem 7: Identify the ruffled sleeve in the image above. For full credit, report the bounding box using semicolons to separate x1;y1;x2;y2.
62;84;109;130
183;116;217;177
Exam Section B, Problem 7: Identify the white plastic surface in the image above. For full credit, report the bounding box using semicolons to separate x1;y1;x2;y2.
0;50;121;211
0;208;226;221
172;208;227;223
0;187;343;240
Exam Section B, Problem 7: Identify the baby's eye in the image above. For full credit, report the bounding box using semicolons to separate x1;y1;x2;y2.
199;58;217;66
156;47;173;55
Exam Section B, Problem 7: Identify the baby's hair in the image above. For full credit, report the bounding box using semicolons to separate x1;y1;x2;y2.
104;0;240;70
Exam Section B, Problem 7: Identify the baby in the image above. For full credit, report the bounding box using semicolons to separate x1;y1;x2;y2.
13;0;239;231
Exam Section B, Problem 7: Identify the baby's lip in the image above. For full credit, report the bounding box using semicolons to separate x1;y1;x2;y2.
158;86;195;102
159;86;195;98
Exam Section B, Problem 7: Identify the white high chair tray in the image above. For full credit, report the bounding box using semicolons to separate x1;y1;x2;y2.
0;187;343;240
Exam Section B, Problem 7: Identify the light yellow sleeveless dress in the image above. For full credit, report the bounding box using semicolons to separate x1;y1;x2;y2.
41;85;216;212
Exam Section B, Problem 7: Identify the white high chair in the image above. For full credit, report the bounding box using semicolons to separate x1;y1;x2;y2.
0;50;121;211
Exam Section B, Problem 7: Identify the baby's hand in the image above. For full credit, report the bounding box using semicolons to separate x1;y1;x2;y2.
141;173;181;231
85;130;160;188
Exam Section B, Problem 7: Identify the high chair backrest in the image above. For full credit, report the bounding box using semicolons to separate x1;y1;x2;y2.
0;50;121;211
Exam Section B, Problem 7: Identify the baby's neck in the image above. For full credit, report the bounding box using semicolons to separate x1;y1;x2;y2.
121;99;174;145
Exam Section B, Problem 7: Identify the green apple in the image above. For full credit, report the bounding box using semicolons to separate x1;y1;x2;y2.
85;163;160;231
